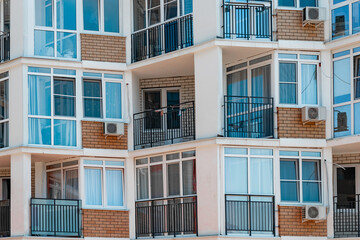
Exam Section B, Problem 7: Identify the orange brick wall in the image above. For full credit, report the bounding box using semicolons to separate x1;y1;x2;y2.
278;206;327;237
81;34;126;63
82;209;129;238
82;121;128;149
275;10;324;41
333;153;360;164
277;107;325;139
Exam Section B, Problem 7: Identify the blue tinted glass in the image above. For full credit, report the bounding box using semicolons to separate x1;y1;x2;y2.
281;182;298;201
278;0;295;7
302;161;320;180
280;83;297;104
28;67;51;74
84;80;101;97
302;151;321;157
250;149;273;156
84;160;103;165
34;30;54;57
225;157;248;194
334;104;351;138
303;182;320;202
85;168;102;205
333;49;350;58
224;148;247;155
57;32;77;58
300;54;318;60
83;0;99;31
334;0;346;5
28;118;51;145
106;82;122;118
300;0;317;7
353;2;360;34
354;47;360;53
184;0;192;14
105;161;125;166
53;69;76;75
355;103;360;134
280;151;299;156
301;64;318;105
332;5;349;40
83;72;102;77
280;160;298;180
57;0;76;30
35;0;53;27
278;53;297;59
104;73;123;79
333;57;351;104
104;0;119;32
28;75;51;116
54;120;76;146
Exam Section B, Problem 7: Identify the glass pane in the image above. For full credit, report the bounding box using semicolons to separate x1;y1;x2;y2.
0;80;8;120
65;169;79;199
182;150;195;158
148;0;160;8
84;80;102;118
54;79;75;116
278;53;297;59
168;163;180;196
302;161;320;180
57;0;76;30
355;56;360;99
34;30;54;57
224;148;247;155
104;74;123;79
28;118;51;145
250;158;273;195
136;167;149;199
165;1;177;20
300;54;319;60
106;82;122;119
54;120;76;146
303;182;320;202
280;150;299;156
355;103;360;134
353;2;360;34
337;167;355;196
166;153;179;160
83;72;102;77
227;70;247;97
85;168;102;205
106;169;123;206
182;160;196;195
354;47;360;53
250;149;273;156
150;165;163;198
47;170;62;199
148;7;160;25
57;32;77;58
136;158;148;165
333;57;350;104
84;80;101;97
251;65;271;98
133;0;146;31
225;157;247;194
29;75;51;116
279;62;296;104
281;181;298;201
302;151;321;157
53;69;76;75
280;83;297;104
301;64;317;105
334;104;351;138
278;0;295;7
333;50;350;58
84;160;103;165
104;0;119;32
300;0;317;7
332;5;349;40
105;161;124;166
35;0;53;27
334;0;346;4
183;0;192;14
83;0;99;31
280;160;298;180
150;156;163;163
0;122;8;148
28;67;51;74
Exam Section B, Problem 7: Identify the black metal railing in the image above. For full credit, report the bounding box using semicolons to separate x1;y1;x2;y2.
224;96;274;138
133;101;195;149
0;200;10;237
30;198;82;237
131;14;193;63
0;32;10;62
222;1;272;40
225;194;275;236
334;194;360;237
135;196;198;238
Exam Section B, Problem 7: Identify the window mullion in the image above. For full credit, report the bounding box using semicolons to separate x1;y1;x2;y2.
299;158;303;203
103;166;106;207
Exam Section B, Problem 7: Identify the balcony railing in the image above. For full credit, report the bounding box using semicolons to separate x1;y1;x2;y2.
135;196;198;238
0;32;9;62
224;96;274;138
0;200;10;237
133;101;195;149
222;1;272;40
225;194;275;236
334;194;360;238
131;14;193;63
30;198;82;237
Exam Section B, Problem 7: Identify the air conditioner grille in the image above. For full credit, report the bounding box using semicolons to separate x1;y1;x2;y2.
107;123;117;134
308;107;319;119
308;206;319;218
308;8;319;20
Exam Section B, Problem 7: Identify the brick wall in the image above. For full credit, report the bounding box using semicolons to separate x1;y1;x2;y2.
333;153;360;164
0;167;35;198
278;206;327;236
277;107;325;139
81;34;126;63
82;121;128;149
139;76;195;111
275;10;324;41
82;209;129;238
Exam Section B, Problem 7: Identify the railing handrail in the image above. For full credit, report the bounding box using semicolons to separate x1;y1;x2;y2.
223;1;272;7
134;101;195;117
225;194;274;197
136;195;197;204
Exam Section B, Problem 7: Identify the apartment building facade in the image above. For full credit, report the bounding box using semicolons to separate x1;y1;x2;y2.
0;0;358;239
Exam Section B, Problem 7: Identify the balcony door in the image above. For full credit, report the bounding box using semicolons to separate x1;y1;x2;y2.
335;166;357;208
0;178;9;200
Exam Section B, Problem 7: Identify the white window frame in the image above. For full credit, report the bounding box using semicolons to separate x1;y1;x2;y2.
331;0;360;40
277;51;320;107
142;87;181;111
0;72;9;148
333;163;360;196
279;150;323;204
276;0;318;9
135;149;196;201
82;158;126;209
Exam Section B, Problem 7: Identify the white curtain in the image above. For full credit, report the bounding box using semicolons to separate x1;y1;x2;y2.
136;167;149;200
182;160;196;195
28;118;51;145
106;82;122;119
106;169;124;206
167;163;180;196
251;64;271;98
225;157;247;194
28;75;51;116
301;64;317;105
279;62;297;104
250;158;273;195
47;170;62;199
65;169;79;199
85;168;102;205
53;119;76;146
227;70;247;96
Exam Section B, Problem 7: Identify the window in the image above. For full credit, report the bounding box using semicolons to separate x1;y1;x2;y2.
34;0;77;58
135;150;196;200
224;148;274;195
83;72;123;119
83;0;120;33
280;151;322;203
28;67;77;146
278;0;317;8
331;0;360;40
278;53;319;105
0;72;8;148
84;159;125;207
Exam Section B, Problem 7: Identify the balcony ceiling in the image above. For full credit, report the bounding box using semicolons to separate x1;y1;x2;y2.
222;46;273;66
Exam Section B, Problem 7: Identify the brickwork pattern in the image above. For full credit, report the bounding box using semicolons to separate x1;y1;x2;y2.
139;76;195;111
277;107;325;139
333;153;360;164
82;121;128;149
275;10;324;41
0;167;35;198
278;206;327;236
82;209;129;238
81;34;126;63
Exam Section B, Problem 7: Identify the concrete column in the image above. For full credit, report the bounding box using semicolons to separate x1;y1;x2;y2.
11;152;31;236
125;157;136;238
324;147;334;238
34;162;46;198
194;46;223;139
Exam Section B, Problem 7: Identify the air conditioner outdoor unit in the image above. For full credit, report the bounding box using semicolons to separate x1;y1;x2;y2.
302;205;326;221
303;7;326;25
104;122;125;135
302;106;326;122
